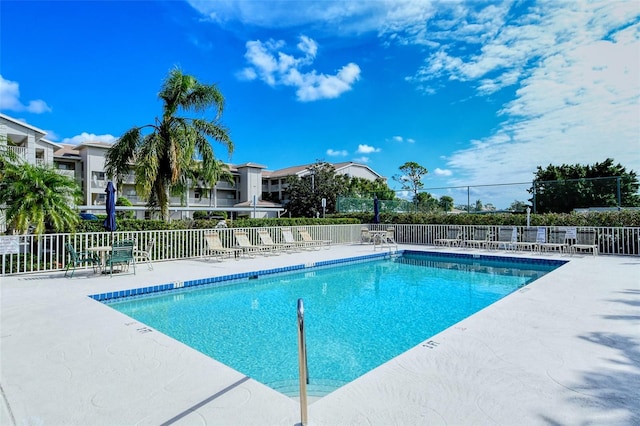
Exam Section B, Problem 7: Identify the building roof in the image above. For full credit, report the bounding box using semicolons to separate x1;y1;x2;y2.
0;113;47;136
263;162;384;180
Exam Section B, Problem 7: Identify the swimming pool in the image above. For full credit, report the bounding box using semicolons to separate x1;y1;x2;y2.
103;251;565;397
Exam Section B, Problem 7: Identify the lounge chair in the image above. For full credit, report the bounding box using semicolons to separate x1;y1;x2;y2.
233;231;275;257
360;227;373;244
257;229;295;253
64;243;99;278
514;227;540;252
570;229;598;256
133;238;155;270
105;240;136;277
463;227;490;249
297;229;331;249
539;229;569;254
280;227;315;250
204;232;242;261
487;227;517;251
434;227;461;247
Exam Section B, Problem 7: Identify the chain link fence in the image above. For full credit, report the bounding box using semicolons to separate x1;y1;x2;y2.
337;177;639;214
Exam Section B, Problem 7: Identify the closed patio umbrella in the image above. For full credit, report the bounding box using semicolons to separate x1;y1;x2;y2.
373;196;380;224
104;181;117;242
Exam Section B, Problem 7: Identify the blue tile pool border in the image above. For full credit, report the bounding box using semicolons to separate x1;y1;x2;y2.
89;250;567;303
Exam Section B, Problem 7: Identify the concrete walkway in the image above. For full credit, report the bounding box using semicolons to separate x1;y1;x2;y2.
1;244;639;425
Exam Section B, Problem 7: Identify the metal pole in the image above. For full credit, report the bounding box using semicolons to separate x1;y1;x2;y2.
617;176;621;208
297;299;308;426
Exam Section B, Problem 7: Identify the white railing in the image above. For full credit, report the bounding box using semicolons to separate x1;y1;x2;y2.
5;145;27;158
1;224;638;275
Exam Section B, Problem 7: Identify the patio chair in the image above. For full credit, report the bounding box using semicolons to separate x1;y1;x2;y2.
570;229;598;256
297;229;331;249
133;238;155;270
280;227;314;250
539;229;569;254
514;227;540;252
233;231;275;257
434;227;461;247
463;227;490;249
204;232;242;261
487;227;517;251
105;240;136;277
64;243;99;278
360;227;373;244
257;229;295;253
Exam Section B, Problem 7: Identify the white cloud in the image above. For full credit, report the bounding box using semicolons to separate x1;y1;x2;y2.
352;156;370;163
240;36;361;101
61;133;117;145
0;75;52;113
444;2;640;193
433;168;452;177
327;148;348;156
356;144;380;154
392;136;403;142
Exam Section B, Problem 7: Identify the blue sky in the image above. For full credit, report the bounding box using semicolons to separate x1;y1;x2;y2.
2;0;639;209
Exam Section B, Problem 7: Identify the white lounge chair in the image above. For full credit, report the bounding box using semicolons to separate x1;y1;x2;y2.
257;229;295;253
434;227;462;247
360;227;373;244
570;229;598;256
487;227;516;251
280;227;315;250
297;229;331;249
514;227;540;252
539;229;569;254
234;231;275;256
463;227;490;249
204;232;241;261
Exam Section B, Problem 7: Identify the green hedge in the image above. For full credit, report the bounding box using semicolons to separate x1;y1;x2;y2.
69;211;639;233
337;210;640;227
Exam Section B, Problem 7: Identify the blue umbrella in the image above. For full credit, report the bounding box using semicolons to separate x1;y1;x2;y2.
104;181;117;240
373;196;380;224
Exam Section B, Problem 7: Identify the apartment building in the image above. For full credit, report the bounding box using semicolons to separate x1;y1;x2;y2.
1;113;383;220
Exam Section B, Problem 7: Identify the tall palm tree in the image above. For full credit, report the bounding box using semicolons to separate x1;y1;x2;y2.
105;68;234;221
0;147;82;234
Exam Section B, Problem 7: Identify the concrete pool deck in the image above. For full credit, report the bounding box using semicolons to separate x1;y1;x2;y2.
1;244;639;425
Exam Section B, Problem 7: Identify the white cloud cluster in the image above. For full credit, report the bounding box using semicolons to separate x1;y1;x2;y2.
390;135;415;143
239;35;361;101
61;133;117;145
433;168;452;177
357;144;380;154
442;2;640;189
0;75;51;114
327;149;348;157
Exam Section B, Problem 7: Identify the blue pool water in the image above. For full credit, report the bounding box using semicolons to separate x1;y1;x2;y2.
105;251;563;397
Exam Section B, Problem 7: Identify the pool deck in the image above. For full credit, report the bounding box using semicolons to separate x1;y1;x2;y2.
1;244;639;425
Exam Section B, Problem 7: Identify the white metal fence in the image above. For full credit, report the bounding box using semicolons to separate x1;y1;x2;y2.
1;224;638;275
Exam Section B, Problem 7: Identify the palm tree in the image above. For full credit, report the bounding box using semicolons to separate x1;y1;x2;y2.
105;68;234;221
0;147;82;234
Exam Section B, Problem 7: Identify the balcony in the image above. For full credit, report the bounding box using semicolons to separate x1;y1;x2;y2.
56;169;75;179
4;145;27;159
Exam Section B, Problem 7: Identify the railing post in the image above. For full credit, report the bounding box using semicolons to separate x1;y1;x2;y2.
297;298;308;426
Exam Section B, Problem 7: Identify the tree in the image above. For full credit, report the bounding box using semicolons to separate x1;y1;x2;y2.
285;161;342;217
438;195;454;212
474;199;483;212
509;200;529;212
415;192;438;212
393;162;428;200
341;177;395;200
105;67;233;221
0;146;82;234
529;158;640;213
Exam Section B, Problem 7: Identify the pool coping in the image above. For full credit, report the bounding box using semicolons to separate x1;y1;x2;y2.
1;244;639;425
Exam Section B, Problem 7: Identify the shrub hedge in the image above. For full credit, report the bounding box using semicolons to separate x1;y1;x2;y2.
70;210;639;233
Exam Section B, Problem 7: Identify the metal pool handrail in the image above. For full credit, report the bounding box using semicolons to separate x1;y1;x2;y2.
297;298;309;426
